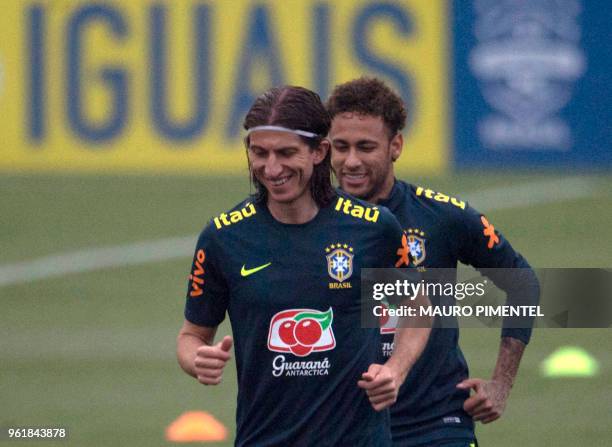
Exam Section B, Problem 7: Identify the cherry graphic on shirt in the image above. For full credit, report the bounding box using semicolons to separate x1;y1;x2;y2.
294;319;323;346
290;344;313;357
278;320;298;346
274;308;333;357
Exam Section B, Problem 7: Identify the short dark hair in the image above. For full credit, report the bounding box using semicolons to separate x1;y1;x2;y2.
326;77;407;137
243;86;335;207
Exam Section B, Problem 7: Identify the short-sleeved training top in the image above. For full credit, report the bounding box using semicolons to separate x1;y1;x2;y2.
378;180;538;445
185;192;409;447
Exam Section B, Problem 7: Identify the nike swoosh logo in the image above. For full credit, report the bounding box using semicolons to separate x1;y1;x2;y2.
240;262;272;277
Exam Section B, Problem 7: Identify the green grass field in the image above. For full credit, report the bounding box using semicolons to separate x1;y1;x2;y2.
1;172;611;446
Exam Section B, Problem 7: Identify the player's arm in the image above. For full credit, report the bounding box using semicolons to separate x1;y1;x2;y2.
178;225;232;385
454;205;540;423
386;290;432;384
359;291;432;411
458;337;525;423
177;320;233;385
359;221;432;411
388;291;432;377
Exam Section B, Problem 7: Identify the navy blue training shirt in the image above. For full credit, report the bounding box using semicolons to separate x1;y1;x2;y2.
185;193;411;447
378;180;539;445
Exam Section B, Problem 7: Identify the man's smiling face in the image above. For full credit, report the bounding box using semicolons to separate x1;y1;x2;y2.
329;112;402;203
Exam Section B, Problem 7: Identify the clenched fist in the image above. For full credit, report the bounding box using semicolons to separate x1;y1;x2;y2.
457;378;510;424
358;363;400;411
194;336;233;385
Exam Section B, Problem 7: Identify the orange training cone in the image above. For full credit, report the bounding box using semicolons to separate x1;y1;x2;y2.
165;411;228;442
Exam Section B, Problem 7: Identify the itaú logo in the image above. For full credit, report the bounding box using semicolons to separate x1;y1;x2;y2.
267;308;335;357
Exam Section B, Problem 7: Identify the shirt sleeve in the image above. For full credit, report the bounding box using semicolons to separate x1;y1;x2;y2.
184;223;230;327
454;205;540;344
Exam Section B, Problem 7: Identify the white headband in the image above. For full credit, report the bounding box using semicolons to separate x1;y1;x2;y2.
246;125;320;139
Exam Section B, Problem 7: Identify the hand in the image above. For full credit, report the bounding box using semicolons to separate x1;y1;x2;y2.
456;378;511;424
357;363;400;411
193;336;233;385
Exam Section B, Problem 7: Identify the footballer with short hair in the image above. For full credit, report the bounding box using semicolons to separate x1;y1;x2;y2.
327;77;540;447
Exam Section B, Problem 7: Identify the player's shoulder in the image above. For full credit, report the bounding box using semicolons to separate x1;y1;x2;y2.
332;190;393;224
403;182;493;239
405;183;470;217
199;196;259;240
332;189;396;227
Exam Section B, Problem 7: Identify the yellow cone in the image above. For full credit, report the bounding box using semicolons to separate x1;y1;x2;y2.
165;411;228;442
540;346;600;378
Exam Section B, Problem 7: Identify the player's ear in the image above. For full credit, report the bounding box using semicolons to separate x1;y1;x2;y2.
390;132;403;162
312;138;330;165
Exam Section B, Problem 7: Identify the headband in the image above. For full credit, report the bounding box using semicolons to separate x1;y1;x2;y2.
246;125;320;139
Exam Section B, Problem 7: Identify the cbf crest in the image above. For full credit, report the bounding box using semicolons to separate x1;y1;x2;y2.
406;229;426;266
325;243;354;289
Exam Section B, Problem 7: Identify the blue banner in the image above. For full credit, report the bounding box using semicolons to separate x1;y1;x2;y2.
452;0;612;168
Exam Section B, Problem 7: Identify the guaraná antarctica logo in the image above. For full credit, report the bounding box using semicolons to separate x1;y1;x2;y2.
379;302;398;336
379;301;397;358
268;308;335;377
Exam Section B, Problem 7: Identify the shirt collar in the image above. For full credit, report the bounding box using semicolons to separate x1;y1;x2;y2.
378;179;406;213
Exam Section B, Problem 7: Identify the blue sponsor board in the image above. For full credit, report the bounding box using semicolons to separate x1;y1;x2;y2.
452;0;612;168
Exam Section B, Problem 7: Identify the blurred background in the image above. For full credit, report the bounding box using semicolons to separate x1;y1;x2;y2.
1;0;610;446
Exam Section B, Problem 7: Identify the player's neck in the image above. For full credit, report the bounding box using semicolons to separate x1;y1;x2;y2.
267;193;319;224
370;173;396;204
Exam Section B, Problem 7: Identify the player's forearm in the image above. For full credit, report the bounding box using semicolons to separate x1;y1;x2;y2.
491;336;525;387
386;292;432;384
177;334;206;377
176;329;215;378
491;261;540;344
386;326;431;385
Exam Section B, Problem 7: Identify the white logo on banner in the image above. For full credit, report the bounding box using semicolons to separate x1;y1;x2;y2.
469;0;586;150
